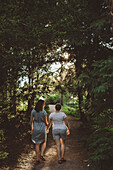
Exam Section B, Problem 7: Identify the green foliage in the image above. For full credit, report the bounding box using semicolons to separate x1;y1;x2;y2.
91;56;113;94
93;109;113;127
88;127;113;170
0;130;8;160
17;101;28;111
45;94;60;105
79;55;113;94
85;109;113;169
62;104;80;118
65;96;78;106
0;0;112;169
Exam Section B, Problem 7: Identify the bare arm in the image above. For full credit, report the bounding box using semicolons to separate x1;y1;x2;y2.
64;118;69;130
47;118;52;129
44;115;48;126
64;118;70;135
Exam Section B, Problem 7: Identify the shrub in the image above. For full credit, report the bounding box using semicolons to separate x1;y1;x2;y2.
0;130;8;160
62;104;80;118
88;127;113;170
86;109;113;169
45;94;60;105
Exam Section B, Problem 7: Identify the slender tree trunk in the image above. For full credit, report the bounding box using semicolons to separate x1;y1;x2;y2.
28;99;32;114
9;85;12;112
78;88;83;115
78;87;86;121
9;81;17;114
12;83;16;114
60;58;63;105
75;58;86;122
60;93;63;105
27;74;35;114
31;76;35;107
108;0;113;33
27;75;32;114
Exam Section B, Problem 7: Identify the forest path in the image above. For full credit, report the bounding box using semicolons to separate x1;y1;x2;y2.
13;105;90;170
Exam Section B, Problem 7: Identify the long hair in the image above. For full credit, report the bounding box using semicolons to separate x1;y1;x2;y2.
35;99;45;112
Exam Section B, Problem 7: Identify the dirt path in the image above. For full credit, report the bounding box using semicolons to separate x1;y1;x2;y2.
13;105;90;170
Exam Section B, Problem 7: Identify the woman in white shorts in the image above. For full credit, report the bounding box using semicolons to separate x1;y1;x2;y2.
47;103;70;164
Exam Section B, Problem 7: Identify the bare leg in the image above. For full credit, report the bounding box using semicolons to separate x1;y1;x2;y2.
41;140;46;157
60;139;65;159
36;144;40;160
55;139;61;160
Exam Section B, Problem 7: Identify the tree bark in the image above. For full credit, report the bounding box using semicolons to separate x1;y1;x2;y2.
60;58;63;105
27;74;35;114
60;93;63;105
75;58;86;122
12;82;17;114
78;87;86;121
108;0;113;34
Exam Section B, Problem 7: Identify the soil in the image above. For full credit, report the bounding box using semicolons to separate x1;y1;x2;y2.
1;105;90;170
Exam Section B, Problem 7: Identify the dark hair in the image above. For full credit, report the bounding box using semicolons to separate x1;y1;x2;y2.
55;103;61;111
35;99;45;112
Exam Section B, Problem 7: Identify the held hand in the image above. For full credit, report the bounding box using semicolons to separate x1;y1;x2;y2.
67;129;70;135
31;128;33;134
46;128;49;134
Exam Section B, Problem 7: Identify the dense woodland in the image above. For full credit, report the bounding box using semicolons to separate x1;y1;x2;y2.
0;0;113;169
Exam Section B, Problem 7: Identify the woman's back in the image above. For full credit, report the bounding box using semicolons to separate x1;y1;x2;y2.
49;112;67;130
32;109;46;123
31;109;47;144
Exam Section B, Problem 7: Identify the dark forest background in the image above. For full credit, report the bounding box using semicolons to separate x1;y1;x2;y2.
0;1;113;169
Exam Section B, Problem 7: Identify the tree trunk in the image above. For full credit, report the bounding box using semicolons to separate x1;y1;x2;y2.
27;99;32;114
60;58;63;105
60;93;63;105
2;84;7;102
108;0;113;33
9;87;12;112
27;75;32;114
27;75;35;114
78;87;86;121
12;87;16;114
75;58;86;122
11;82;17;114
